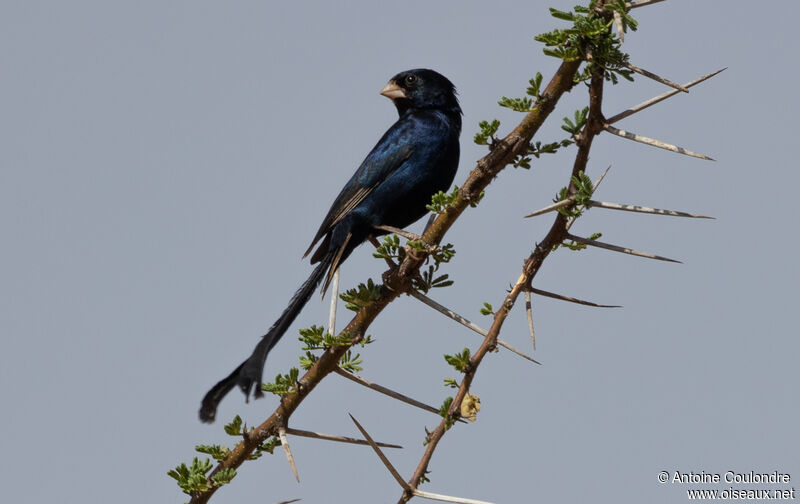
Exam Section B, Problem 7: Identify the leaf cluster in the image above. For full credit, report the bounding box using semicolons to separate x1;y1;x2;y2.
444;348;471;373
562;107;589;137
261;367;300;396
535;2;636;83
168;458;236;495
473;119;500;146
425;185;461;214
498;72;547;114
554;170;594;218
340;278;382;312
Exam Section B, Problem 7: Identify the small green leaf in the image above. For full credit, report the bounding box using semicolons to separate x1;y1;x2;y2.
444;378;459;389
474;119;501;146
223;415;243;436
444;348;471;373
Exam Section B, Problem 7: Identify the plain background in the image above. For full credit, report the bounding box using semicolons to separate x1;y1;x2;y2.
2;1;797;503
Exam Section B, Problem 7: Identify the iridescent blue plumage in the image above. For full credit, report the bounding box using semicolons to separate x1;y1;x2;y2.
200;69;461;422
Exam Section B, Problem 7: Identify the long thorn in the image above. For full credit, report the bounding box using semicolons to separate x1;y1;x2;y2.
529;287;621;308
587;200;713;219
604;124;715;161
412;489;496;504
623;62;688;92
565;233;682;263
524;197;574;218
524;291;535;351
278;427;300;483
607;68;726;124
328;269;339;336
349;414;412;492
285;427;402;449
408;290;540;364
334;367;466;422
613;11;625;43
628;0;667;8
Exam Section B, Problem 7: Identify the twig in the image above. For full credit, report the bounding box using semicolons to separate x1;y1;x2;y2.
587;200;713;218
565;233;682;263
284;426;401;449
607;68;726;124
603;124;715;160
529;287;621;308
278;426;299;483
408;289;540;364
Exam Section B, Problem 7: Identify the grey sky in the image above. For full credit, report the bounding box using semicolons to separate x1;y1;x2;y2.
1;1;797;503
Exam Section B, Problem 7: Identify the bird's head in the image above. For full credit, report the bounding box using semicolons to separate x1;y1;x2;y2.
380;69;461;117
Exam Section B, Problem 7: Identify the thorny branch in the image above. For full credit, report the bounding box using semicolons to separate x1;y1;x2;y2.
400;64;610;504
186;57;581;504
183;1;718;502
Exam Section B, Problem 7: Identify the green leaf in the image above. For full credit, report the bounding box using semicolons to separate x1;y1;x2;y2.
426;185;460;214
473;119;500;145
338;349;364;373
443;378;459;389
223;415;243;436
480;302;494;316
168;457;215;495
261;368;300;396
526;72;544;99
444;348;471;373
195;444;231;462
498;96;534;112
255;436;281;456
211;467;236;487
549;7;575;21
512;155;532;169
439;396;454;417
340;278;382;312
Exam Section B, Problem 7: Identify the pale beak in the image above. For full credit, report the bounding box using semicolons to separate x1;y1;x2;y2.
380;81;406;100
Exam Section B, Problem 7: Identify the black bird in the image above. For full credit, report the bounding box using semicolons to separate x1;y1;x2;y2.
200;69;461;422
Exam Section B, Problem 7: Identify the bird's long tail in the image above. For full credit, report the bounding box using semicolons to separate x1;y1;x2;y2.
199;251;333;422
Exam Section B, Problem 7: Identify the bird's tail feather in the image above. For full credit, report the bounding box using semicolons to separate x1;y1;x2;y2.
199;252;333;423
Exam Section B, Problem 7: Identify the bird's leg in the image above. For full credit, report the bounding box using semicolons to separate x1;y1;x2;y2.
374;224;422;242
374;224;438;254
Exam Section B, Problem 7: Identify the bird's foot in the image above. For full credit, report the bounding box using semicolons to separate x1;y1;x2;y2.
374;225;438;255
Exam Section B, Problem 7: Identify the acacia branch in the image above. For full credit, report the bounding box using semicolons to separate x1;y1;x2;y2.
187;54;582;504
399;63;609;504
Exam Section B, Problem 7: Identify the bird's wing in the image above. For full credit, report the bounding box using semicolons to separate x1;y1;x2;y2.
303;122;415;259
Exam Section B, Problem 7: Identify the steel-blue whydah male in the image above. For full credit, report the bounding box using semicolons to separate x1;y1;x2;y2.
199;69;462;422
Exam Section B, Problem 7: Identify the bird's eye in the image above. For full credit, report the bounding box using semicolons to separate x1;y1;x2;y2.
405;74;417;85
